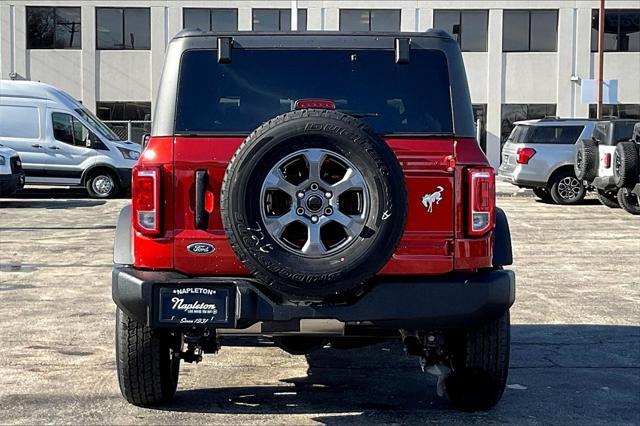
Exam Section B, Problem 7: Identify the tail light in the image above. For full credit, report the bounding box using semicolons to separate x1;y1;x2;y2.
294;99;336;110
467;168;495;236
516;147;536;164
604;153;611;168
132;165;161;235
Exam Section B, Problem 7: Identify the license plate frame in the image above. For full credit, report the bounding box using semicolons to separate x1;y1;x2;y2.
157;285;236;327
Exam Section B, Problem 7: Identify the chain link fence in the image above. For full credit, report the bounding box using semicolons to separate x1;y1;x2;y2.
103;121;151;144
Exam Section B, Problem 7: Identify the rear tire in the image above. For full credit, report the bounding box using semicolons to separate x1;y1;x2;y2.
616;187;640;215
549;171;585;205
116;308;180;406
596;189;620;209
613;142;639;188
532;187;553;202
445;311;510;411
574;139;598;182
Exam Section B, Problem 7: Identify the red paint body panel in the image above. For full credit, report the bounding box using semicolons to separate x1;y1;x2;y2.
132;135;495;275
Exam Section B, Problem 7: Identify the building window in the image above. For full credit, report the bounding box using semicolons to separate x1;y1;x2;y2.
339;10;401;32
588;104;640;119
503;10;558;52
434;10;488;52
26;7;81;49
183;8;238;31
96;8;150;50
501;104;557;144
591;9;640;52
96;102;152;121
97;102;151;143
252;9;307;31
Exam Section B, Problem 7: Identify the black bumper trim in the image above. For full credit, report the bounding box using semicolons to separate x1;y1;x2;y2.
112;268;516;331
0;172;25;196
116;168;132;190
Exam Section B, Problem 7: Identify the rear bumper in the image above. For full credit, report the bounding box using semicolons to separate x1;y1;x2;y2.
112;267;516;332
498;166;546;188
0;172;25;196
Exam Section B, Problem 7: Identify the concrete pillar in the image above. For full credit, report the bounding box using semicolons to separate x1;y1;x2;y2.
0;3;12;79
400;8;415;32
150;6;166;110
238;7;252;31
13;5;26;79
81;5;96;111
306;7;323;31
420;8;433;30
167;6;182;40
574;6;592;119
324;8;339;31
485;9;504;169
556;8;575;118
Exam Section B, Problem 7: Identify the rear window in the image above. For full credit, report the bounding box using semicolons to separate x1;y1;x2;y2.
509;125;584;144
175;49;453;135
612;122;637;143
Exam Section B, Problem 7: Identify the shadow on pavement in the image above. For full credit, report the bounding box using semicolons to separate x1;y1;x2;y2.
159;324;639;424
0;187;129;208
0;199;106;209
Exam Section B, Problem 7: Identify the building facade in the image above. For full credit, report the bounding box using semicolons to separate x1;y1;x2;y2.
1;0;639;167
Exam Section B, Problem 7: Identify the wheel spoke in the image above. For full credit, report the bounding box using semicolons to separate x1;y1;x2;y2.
331;168;365;196
302;223;325;256
331;211;363;238
263;210;297;238
264;168;297;194
303;149;327;183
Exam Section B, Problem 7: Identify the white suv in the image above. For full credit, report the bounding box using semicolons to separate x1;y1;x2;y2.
499;118;596;205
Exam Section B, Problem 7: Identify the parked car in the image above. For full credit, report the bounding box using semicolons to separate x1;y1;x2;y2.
498;118;596;205
612;122;640;215
575;119;639;208
0;80;140;198
112;30;515;411
0;144;25;197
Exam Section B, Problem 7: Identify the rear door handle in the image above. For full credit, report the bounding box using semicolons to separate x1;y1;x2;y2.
48;146;61;150
32;144;43;148
194;170;209;230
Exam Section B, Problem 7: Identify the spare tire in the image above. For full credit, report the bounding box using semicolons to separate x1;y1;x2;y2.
221;109;407;300
613;142;639;188
574;139;598;182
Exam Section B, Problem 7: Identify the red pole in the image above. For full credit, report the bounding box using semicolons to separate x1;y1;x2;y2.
597;0;605;119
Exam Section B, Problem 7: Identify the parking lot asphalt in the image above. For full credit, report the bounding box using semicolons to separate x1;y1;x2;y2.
0;189;638;425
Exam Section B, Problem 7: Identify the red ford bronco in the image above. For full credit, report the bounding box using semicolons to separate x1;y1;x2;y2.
112;31;515;411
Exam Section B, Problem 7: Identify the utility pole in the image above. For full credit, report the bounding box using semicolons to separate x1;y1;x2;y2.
596;0;605;119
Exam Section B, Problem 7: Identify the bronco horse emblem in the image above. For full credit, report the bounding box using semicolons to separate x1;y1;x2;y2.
422;186;444;213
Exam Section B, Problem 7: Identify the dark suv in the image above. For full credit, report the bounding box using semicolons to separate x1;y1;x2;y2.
112;31;515;411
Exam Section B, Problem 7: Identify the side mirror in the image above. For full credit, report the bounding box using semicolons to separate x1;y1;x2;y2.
85;135;94;148
141;133;150;149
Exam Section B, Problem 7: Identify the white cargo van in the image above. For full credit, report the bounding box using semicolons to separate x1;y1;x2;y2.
0;80;140;198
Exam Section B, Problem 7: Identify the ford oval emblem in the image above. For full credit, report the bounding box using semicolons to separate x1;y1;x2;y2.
187;243;215;255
